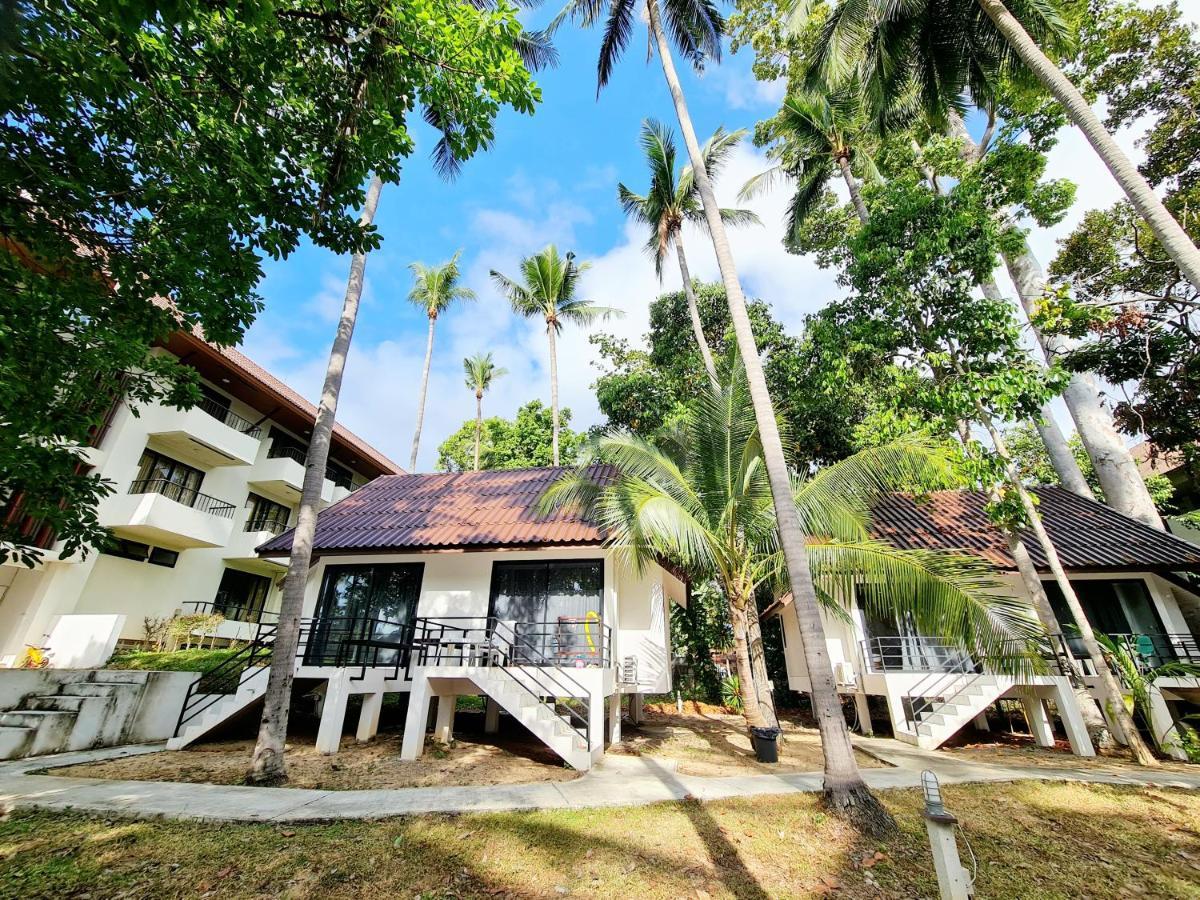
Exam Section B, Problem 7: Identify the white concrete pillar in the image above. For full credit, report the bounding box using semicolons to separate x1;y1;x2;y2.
883;688;912;737
484;697;501;734
434;694;457;744
401;676;432;760
316;672;351;755
608;691;622;745
853;692;874;735
1148;685;1188;761
628;692;643;726
588;690;605;754
972;712;991;732
1023;697;1055;748
1050;680;1096;757
356;691;383;742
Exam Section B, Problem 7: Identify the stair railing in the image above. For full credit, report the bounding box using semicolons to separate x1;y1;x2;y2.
174;622;276;735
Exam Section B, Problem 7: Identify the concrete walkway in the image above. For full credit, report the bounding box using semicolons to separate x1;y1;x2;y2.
2;738;1199;824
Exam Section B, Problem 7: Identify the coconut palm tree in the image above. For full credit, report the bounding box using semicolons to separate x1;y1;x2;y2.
743;81;880;236
490;245;619;466
618;120;759;385
544;360;1041;734
408;251;475;472
562;0;895;832
806;0;1200;292
463;352;507;471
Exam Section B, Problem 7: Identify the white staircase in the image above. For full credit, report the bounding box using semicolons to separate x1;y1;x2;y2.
475;668;594;770
167;673;269;750
895;674;1010;750
0;671;154;759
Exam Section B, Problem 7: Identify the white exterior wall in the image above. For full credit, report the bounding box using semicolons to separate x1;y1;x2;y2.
298;547;683;693
0;354;378;666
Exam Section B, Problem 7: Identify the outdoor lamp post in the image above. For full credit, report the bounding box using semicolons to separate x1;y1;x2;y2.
921;770;974;899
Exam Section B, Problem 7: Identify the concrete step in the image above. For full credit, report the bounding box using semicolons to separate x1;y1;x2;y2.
59;683;126;698
25;695;87;712
0;725;35;759
87;670;150;684
0;709;79;757
0;709;76;729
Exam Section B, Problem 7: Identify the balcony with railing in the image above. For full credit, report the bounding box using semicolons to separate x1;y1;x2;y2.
859;635;1072;677
100;479;236;549
144;396;263;468
247;443;335;506
225;514;291;563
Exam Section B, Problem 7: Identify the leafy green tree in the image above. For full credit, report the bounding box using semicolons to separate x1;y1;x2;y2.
1;0;542;564
463;353;508;472
618;120;758;383
437;400;583;473
546;360;1037;733
1045;2;1200;454
806;0;1200;292
491;246;619;465
408;251;476;471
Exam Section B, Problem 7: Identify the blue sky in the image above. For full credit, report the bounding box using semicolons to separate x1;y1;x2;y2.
240;9;1180;473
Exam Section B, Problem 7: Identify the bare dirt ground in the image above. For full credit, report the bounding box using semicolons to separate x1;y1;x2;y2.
612;704;886;776
46;731;581;790
944;731;1199;775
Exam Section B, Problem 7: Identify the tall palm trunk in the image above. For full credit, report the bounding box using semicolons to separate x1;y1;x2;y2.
836;154;869;226
646;0;895;834
547;319;560;466
977;0;1200;293
675;240;718;386
1001;248;1162;527
948;112;1145;509
730;598;767;728
745;603;780;728
474;391;483;471
409;315;437;472
969;395;1159;765
248;175;383;784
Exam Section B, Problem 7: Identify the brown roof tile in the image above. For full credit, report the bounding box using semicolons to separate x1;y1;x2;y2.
871;486;1200;572
259;466;613;555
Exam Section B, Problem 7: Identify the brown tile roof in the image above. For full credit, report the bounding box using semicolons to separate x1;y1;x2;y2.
259;466;613;555
871;486;1200;572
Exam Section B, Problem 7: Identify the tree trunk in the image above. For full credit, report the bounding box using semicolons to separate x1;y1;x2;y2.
977;276;1094;498
409;315;437;472
676;240;718;387
1006;531;1114;749
474;391;483;472
1002;247;1162;528
836;154;869;226
745;600;779;729
730;600;767;729
977;0;1200;293
974;402;1159;765
547;321;560;466
248;174;383;785
646;0;894;835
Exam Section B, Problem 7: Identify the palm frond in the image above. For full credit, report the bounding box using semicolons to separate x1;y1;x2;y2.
737;165;790;203
597;0;638;92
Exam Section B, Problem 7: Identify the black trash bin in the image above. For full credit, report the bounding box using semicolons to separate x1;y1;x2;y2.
750;726;781;763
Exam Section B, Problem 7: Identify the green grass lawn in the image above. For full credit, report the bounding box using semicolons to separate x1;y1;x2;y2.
2;781;1198;899
105;647;244;672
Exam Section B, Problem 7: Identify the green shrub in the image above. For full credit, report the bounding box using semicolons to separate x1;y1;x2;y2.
720;675;743;712
106;647;241;672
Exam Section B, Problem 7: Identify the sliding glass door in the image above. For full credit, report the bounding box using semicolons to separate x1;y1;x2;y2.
307;563;424;666
489;560;604;665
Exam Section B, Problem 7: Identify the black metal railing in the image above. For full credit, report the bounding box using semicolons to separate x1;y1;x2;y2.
181;599;280;626
1075;632;1200;673
197;396;263;439
128;478;236;518
297;614;413;676
267;443;307;464
244;516;288;535
861;636;975;674
174;623;275;735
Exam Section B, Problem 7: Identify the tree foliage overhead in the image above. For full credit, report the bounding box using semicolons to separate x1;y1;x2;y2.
437;400;584;473
1046;0;1200;451
2;0;542;562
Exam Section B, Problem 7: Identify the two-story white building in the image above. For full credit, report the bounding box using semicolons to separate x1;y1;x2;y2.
169;466;685;771
0;331;401;667
771;486;1200;760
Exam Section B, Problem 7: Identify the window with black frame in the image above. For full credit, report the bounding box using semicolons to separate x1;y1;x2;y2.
133;449;203;506
245;492;290;535
213;567;273;623
308;563;424;666
489;560;604;666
